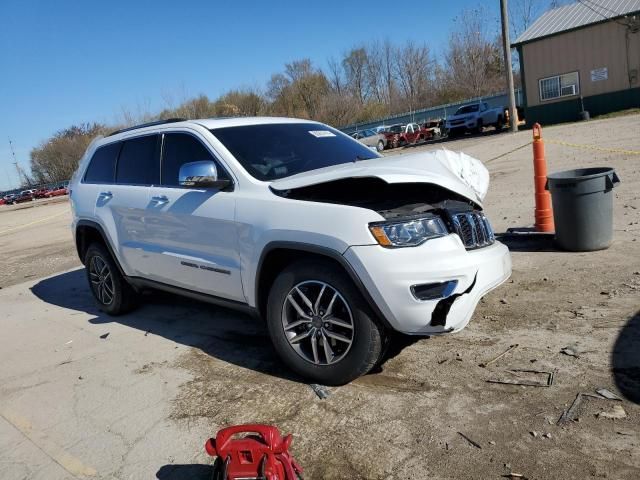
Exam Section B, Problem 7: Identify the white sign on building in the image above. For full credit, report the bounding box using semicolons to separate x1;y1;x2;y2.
591;67;608;82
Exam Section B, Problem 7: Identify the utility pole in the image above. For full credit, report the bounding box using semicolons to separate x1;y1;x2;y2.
8;138;30;187
500;0;518;132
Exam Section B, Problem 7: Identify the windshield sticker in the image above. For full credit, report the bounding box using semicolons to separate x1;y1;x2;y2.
309;130;336;138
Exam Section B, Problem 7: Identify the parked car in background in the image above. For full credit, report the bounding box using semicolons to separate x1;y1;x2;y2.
2;194;17;205
381;123;431;148
422;119;443;139
445;102;506;137
46;186;68;197
33;188;50;198
350;129;387;152
14;190;35;203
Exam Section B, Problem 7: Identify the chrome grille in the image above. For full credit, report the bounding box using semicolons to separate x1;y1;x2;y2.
450;211;495;249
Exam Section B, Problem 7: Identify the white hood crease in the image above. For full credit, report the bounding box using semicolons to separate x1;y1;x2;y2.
271;148;490;206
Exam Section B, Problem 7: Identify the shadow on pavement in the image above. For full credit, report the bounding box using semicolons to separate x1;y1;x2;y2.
156;464;213;479
30;268;302;383
30;268;413;384
612;310;640;404
496;230;558;252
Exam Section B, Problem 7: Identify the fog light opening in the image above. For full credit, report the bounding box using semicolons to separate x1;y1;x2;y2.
411;280;458;301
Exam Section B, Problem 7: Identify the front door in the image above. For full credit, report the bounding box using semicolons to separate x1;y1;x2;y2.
144;132;244;302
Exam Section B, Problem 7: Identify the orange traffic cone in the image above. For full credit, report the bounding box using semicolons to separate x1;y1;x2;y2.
532;123;554;232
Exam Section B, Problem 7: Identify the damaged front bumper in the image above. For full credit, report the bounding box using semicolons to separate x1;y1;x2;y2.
343;235;511;334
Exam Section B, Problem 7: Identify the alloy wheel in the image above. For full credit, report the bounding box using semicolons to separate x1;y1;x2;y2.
89;255;114;305
281;281;355;365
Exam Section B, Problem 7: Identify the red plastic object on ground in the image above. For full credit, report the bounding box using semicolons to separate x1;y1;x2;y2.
205;425;303;480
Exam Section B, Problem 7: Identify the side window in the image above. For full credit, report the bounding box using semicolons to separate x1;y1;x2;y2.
161;133;226;187
84;142;121;183
115;135;160;185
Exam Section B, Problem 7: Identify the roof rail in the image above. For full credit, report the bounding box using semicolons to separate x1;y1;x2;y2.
107;118;187;137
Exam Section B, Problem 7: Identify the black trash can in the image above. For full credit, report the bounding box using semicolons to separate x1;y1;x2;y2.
546;167;620;251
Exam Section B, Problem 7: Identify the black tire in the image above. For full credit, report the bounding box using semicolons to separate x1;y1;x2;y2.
266;260;385;385
476;119;483;134
496;116;504;131
376;140;385;152
84;243;137;315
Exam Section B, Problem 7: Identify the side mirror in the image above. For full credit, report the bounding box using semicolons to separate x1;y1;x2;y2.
178;161;231;189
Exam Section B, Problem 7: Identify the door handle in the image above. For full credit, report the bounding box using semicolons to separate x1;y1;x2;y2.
151;195;169;205
99;191;112;199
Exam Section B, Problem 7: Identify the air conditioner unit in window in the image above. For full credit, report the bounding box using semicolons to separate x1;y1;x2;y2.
561;84;576;96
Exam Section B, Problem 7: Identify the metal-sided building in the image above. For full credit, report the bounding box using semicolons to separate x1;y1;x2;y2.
513;0;640;125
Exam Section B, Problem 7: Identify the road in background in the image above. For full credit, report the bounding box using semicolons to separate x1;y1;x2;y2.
0;198;79;288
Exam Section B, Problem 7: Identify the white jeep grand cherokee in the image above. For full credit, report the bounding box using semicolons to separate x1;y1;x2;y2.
70;117;511;385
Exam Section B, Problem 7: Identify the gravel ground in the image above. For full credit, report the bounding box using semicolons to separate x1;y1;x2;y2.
0;114;638;479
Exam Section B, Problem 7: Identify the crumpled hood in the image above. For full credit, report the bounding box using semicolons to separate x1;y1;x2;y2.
270;149;489;206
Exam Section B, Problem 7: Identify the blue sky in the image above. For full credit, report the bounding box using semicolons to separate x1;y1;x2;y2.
0;0;503;190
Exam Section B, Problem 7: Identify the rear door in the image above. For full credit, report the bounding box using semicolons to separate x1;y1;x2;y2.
92;134;159;276
143;131;244;302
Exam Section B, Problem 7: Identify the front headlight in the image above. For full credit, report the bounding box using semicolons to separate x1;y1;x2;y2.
369;215;449;247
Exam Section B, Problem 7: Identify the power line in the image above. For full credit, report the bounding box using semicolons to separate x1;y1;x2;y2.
578;0;632;27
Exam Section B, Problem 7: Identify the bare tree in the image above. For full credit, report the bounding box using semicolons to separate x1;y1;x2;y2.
394;41;432;112
30;123;108;183
442;7;505;99
342;47;369;104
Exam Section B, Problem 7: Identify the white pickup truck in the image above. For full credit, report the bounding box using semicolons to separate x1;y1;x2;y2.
445;102;505;137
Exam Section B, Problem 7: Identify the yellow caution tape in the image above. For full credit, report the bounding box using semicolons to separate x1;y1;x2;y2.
486;142;532;163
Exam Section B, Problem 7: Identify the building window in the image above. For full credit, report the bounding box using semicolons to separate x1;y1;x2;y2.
539;72;579;101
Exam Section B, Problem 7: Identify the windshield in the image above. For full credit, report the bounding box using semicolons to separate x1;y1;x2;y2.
210;123;380;181
388;125;404;133
455;105;479;115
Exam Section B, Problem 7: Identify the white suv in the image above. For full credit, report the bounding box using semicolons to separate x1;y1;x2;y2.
70;117;511;385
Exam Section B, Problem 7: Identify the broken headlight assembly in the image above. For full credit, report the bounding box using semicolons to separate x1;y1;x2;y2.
369;214;448;247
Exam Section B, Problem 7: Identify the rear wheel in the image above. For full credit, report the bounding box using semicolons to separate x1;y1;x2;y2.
266;260;385;385
376;140;385;152
476;119;484;134
84;243;137;315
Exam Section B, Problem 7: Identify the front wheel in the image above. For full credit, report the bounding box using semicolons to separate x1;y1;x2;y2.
376;140;385;152
266;260;385;385
84;243;137;315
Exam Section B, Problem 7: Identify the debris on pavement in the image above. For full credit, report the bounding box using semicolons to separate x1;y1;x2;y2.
530;431;538;438
99;332;110;339
503;474;527;479
560;346;579;358
597;405;627;420
596;388;622;401
457;431;482;449
543;433;551;439
488;369;554;387
479;344;519;368
558;393;585;424
309;383;330;400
